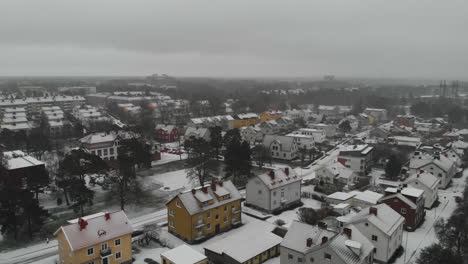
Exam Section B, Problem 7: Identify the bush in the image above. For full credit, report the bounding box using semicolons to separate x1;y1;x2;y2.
274;219;286;226
298;208;319;225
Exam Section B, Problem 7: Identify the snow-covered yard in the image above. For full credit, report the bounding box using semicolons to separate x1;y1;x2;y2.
266;198;322;228
151;152;187;166
141;168;195;192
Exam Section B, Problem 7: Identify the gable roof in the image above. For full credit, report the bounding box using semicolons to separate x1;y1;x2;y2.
409;153;454;172
405;172;440;190
169;180;242;215
380;193;417;209
263;135;296;152
55;210;133;251
342;204;404;236
255;167;301;190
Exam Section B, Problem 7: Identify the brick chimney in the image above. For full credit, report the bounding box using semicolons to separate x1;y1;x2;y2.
78;218;88;231
306;238;313;247
105;212;111;220
284;167;289;176
321;236;328;245
211;183;217;191
343;227;352;239
369;207;378;216
191;189;196;195
202;186;208;193
269;170;275;180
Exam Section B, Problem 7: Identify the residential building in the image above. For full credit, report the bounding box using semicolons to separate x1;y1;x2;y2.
408;151;457;189
239;126;261;144
325;192;357;205
166;180;242;244
317;105;351;120
286;133;315;150
117;103;141;115
55;211;133;264
155;124;179;142
57;86;97;94
246;167;301;213
404;172;440;208
184;127;211;142
204;220;281;264
41;106;65;137
161;244;207;264
293;128;326;143
387;136;421;148
263;135;298;161
315;162;358;194
337;144;374;175
80;132;121;160
281;221;375;264
1;107;30;131
2;150;47;189
380;187;425;231
259;110;283;123
188;115;234;130
233;113;260;128
364;108;388;122
338;204;404;264
348;190;384;208
73;105;108;125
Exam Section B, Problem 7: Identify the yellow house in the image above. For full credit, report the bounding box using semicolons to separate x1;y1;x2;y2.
259;110;283;123
233;113;260;128
55;211;133;264
161;244;208;264
166;180;242;244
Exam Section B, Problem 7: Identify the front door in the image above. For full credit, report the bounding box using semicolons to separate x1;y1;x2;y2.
215;224;220;233
102;257;109;264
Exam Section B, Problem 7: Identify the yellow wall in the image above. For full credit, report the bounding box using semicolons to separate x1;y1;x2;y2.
161;255;208;264
242;245;280;264
167;197;242;242
259;112;282;123
233;118;260;128
57;230;132;264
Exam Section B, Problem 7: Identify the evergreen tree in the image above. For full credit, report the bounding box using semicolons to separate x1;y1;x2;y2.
385;154;403;179
209;126;223;160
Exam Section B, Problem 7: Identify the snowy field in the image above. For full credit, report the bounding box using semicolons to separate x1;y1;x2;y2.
141;168;195;192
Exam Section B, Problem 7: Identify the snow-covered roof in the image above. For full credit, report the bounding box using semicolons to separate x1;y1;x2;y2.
263;135;296;152
281;221;336;253
342;204;404;236
172;180;242;215
80;132;119;144
351;190;383;204
409;153;454;172
385;187;424;198
1;123;31;130
286;133;314;139
236;113;259;119
255;167;301;190
55;210;133;252
405;172;440;190
204;220;282;263
161;244;207;264
327;192;356;201
3;150;44;170
380;193;417;209
184;127;210;139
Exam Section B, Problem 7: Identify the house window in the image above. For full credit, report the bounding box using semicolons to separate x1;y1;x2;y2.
273;200;277;205
324;253;332;260
224;206;228;211
87;247;94;256
169;209;175;216
372;235;378;241
101;243;108;251
176;201;181;208
310;257;315;262
281;190;285;198
401;208;407;214
273;191;276;196
365;223;369;226
258;190;262;194
115;251;122;259
114;239;121;246
97;150;102;156
215;214;219;220
373;248;377;253
103;149;108;155
298;257;303;262
224;216;228;223
438;173;442;177
288;254;293;260
207;212;211;218
169;221;175;228
207;223;211;229
110;148;114;155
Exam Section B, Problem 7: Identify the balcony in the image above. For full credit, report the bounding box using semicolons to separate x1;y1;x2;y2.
194;221;205;228
100;248;112;257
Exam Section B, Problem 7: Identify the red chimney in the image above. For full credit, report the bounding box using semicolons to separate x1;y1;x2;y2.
219;181;223;187
306;238;313;247
269;171;275;180
343;227;352;239
78;218;88;231
284;167;289;176
202;187;208;193
369;207;378;216
191;189;196;195
321;236;328;245
211;183;217;191
105;212;110;220
419;169;424;173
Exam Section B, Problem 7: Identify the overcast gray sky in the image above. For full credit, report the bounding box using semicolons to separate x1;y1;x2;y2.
0;0;467;79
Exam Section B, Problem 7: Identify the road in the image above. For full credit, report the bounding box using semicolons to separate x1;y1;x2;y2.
0;209;168;264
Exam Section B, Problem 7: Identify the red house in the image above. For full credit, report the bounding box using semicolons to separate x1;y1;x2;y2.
155;124;179;142
379;186;425;231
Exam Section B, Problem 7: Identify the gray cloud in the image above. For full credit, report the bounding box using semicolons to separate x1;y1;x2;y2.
0;0;467;78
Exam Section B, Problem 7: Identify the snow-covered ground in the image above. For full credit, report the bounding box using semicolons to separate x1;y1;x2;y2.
266;198;322;228
141;168;195;192
394;169;467;264
151;152;187;166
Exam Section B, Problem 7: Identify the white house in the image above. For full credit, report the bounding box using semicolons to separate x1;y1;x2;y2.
404;171;440;208
337;144;374;175
281;221;375;264
338;204;404;264
348;190;384;208
80;132;121;160
246;167;301;213
286;133;315;150
308;123;337;138
263;135;298;161
240;126;261;144
408;151;457;189
315;162;358;193
184;127;211;142
293;128;326;143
